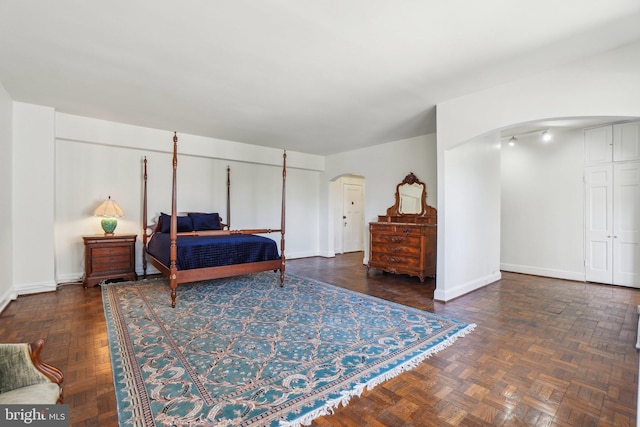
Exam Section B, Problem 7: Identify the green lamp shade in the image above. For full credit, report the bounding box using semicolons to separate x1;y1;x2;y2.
101;217;118;234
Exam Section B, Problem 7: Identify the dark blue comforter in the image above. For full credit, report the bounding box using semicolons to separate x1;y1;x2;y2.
147;233;280;270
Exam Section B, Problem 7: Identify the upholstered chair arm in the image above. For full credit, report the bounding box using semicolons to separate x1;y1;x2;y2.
28;339;63;386
0;339;62;394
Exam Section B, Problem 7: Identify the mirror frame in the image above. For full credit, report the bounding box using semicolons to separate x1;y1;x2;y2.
386;172;427;217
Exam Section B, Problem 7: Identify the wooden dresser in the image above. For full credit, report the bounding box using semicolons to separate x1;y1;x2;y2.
368;172;437;282
369;220;436;282
83;234;137;288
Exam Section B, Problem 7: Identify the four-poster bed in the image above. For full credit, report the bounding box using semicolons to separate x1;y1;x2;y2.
142;132;286;307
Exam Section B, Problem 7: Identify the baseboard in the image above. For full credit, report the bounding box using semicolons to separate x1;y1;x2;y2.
316;249;336;258
500;263;585;282
434;272;502;302
286;250;321;260
56;272;84;284
0;287;17;314
14;280;57;296
137;265;161;277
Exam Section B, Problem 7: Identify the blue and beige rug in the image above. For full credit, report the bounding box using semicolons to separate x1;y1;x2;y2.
102;272;475;426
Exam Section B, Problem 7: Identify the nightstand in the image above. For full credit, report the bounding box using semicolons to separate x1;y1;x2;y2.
82;234;137;288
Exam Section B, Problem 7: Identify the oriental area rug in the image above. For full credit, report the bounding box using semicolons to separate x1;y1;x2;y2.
102;272;475;427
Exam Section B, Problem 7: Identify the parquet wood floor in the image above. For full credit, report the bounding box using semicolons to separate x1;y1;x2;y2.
1;252;638;426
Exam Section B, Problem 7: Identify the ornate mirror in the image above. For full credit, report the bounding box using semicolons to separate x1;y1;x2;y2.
398;181;425;214
381;172;436;224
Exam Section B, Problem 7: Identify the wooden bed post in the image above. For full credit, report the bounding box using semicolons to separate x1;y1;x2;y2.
226;165;231;229
170;132;179;307
142;156;148;278
280;150;286;286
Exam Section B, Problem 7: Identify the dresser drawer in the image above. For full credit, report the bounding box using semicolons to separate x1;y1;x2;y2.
370;223;424;236
92;246;131;257
371;241;421;257
370;233;421;247
92;254;131;273
370;252;420;268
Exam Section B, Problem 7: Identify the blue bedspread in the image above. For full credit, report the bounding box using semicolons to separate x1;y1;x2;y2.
147;233;280;270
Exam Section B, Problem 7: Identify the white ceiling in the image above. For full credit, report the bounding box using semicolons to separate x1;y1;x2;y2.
1;1;640;155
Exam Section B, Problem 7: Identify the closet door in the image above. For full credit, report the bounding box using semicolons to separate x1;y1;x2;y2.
585;126;613;164
613;122;640;162
613;162;640;287
585;164;613;284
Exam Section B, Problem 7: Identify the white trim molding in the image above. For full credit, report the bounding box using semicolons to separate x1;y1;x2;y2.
500;263;585;282
434;272;501;302
0;287;17;314
14;280;57;296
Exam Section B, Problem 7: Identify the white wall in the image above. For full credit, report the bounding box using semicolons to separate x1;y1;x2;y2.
435;133;502;301
12;103;56;294
322;134;437;261
436;40;640;301
53;114;323;282
501;128;585;281
0;83;13;311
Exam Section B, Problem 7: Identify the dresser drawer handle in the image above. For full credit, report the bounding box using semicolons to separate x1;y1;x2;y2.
389;236;405;243
402;228;410;234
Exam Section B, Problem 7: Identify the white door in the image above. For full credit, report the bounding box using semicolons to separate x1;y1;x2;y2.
585;164;614;284
585;126;613;164
342;183;364;252
614;122;640;162
612;162;640;287
585;162;640;287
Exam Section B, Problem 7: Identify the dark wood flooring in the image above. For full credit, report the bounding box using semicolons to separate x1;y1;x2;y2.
1;252;638;426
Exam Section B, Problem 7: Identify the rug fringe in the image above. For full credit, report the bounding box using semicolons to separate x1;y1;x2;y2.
281;323;477;427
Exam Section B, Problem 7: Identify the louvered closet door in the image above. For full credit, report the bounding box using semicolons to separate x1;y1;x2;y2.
585;164;614;284
613;162;640;288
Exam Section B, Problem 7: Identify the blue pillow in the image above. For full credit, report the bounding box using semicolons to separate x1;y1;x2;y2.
188;212;221;231
160;213;194;233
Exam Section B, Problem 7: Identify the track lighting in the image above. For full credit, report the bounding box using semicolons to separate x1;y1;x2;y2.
541;130;551;142
508;136;517;146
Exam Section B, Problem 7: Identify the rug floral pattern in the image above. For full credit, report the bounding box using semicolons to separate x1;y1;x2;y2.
102;272;474;426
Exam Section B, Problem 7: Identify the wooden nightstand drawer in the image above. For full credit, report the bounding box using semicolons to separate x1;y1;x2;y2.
83;234;137;288
92;246;130;257
91;254;131;273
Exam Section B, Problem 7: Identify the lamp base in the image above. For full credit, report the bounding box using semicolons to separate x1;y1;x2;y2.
101;218;118;235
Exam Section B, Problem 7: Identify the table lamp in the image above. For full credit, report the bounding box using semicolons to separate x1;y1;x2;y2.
94;196;123;235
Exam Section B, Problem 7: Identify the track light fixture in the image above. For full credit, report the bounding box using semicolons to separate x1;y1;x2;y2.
504;129;553;146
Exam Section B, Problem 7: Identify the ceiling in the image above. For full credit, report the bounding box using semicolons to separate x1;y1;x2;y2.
1;1;640;155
